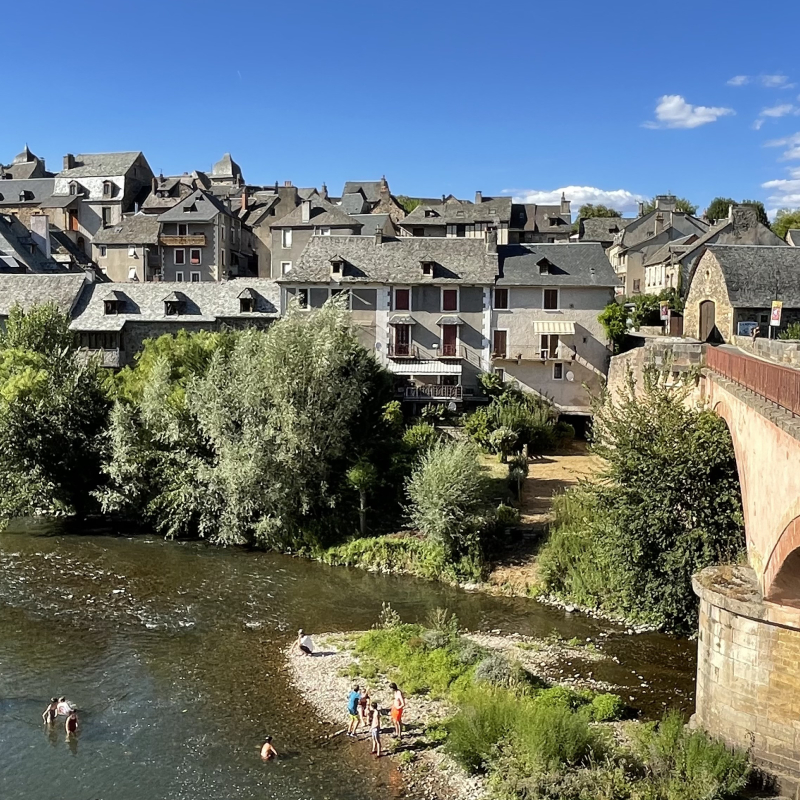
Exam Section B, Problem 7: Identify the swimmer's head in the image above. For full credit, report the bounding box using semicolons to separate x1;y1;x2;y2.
58;697;66;703
51;698;57;704
265;736;272;743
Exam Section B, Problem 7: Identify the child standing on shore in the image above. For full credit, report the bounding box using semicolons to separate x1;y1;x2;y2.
369;701;382;757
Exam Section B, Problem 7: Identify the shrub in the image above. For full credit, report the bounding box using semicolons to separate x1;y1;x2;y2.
495;503;521;526
474;653;525;689
489;426;518;462
554;421;576;448
402;422;440;453
590;693;625;722
779;321;800;340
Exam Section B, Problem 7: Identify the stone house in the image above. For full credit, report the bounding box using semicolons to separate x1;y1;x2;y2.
141;173;203;215
0;176;57;227
684;246;800;342
269;197;362;279
508;194;572;244
157;190;252;281
606;195;708;296
278;232;498;405
575;216;635;248
490;243;617;415
0;145;51;180
643;205;784;295
399;195;513;243
69;278;280;367
51;152;154;255
340;177;406;224
0;272;87;319
92;213;161;282
0;213;90;274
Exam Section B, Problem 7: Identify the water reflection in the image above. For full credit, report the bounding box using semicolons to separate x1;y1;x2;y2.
0;529;696;799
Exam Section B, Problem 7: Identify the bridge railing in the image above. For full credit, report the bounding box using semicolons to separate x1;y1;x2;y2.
707;346;800;417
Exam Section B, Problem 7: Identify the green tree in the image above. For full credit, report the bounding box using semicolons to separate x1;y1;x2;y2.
406;439;489;556
641;197;698;215
347;460;378;536
772;208;800;240
396;195;422;214
577;203;622;219
0;304;111;524
705;197;736;222
597;302;628;353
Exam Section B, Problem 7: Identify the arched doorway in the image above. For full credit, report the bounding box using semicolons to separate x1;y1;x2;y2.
699;300;718;342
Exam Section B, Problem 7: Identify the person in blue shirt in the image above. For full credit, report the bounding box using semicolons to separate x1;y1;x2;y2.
347;685;361;737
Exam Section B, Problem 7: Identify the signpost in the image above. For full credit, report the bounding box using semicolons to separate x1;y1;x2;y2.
659;302;671;323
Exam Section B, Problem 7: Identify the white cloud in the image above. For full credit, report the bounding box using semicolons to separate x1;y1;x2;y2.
644;95;735;129
727;75;750;86
762;103;797;117
762;168;800;213
507;186;646;215
727;74;795;89
765;132;800;159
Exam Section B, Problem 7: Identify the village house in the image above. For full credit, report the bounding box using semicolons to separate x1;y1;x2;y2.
50;152;154;255
684;245;800;342
643;205;784;295
0;272;87;320
490;243;616;416
0;212;91;274
69;278;280;367
92;213;161;282
508;194;572;244
279;232;498;406
269;196;362;279
340;177;406;224
575;216;635;248
606;195;708;296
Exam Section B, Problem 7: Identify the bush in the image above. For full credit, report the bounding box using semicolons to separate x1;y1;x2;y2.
402;422;440;453
554;421;576;448
590;693;625;722
474;653;526;689
779;321;800;340
495;503;521;526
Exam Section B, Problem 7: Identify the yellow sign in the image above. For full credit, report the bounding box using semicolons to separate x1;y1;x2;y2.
770;300;783;327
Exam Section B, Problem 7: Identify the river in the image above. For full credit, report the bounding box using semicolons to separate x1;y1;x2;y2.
0;525;696;800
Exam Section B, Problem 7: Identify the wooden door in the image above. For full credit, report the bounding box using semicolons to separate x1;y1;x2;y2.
492;329;507;358
442;325;457;356
699;301;716;342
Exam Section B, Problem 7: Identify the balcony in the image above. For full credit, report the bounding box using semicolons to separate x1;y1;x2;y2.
404;385;463;401
159;234;206;247
388;343;419;359
435;343;465;359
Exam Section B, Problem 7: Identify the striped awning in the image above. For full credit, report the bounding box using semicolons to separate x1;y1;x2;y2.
388;314;416;325
532;321;575;335
386;361;462;376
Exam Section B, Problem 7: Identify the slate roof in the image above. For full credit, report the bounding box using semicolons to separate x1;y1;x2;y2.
211;153;242;180
511;204;570;232
93;213;160;245
705;245;800;307
400;197;513;227
614;211;708;250
342;181;383;204
0;178;55;206
141;175;197;212
786;229;800;247
283;236;497;284
642;234;698;267
497;243;617;287
0;274;86;316
579;217;634;243
158;189;233;223
59;152;143;178
352;214;391;235
271;197;362;229
70;279;281;332
340;191;369;215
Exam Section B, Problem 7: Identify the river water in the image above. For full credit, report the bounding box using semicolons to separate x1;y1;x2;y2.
0;525;696;800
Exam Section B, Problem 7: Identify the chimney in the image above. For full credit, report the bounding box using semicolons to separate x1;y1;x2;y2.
486;229;498;254
560;192;571;217
63;153;75;171
301;199;311;223
637;201;645;217
320;182;328;201
30;214;51;259
441;194;446;204
240;187;248;212
374;227;383;245
655;194;677;213
151;176;158;193
475;190;483;204
379;175;389;198
284;180;293;187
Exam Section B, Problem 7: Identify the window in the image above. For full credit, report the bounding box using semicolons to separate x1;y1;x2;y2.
128;245;136;257
540;334;559;359
543;288;558;310
69;182;78;195
175;271;184;282
331;288;351;307
178;223;189;236
393;324;411;356
421;260;434;276
103;299;119;315
633;279;641;293
456;224;466;238
297;289;309;309
442;288;458;312
318;227;331;236
492;329;507;358
102;207;112;227
103;181;112;197
174;248;186;265
240;297;254;313
282;229;292;248
190;272;201;282
441;325;457;356
281;261;292;275
394;288;411;311
330;258;343;275
221;226;226;241
494;287;508;310
128;266;138;281
68;209;79;231
221;251;226;267
98;245;107;258
190;249;201;265
553;363;564;380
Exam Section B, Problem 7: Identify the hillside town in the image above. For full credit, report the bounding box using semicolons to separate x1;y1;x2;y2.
1;145;799;417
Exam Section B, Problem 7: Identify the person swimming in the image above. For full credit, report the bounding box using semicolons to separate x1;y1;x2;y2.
260;735;278;760
65;710;78;736
41;698;58;725
56;697;74;717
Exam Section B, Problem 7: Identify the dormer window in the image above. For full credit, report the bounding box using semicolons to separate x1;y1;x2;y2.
238;288;257;313
549;217;558;226
330;256;344;276
537;258;554;275
184;204;196;213
102;181;112;197
68;182;78;195
420;259;434;276
18;191;26;202
102;290;125;315
424;209;437;218
163;292;185;316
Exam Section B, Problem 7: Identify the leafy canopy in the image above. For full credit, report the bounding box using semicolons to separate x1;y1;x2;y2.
772;208;800;240
641;196;698;215
578;203;622;219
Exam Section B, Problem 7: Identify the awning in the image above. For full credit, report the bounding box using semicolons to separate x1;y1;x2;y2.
532;321;575;335
436;315;464;326
387;361;462;376
388;314;416;325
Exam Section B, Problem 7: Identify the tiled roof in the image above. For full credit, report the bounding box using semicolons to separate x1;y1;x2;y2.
342;181;383;204
93;213;160;245
351;214;390;235
579;217;635;242
497;243;617;287
158;189;232;223
642;234;698;267
59;152;143;178
400;197;513;227
271;197;362;229
340;192;369;215
70;279;281;332
284;236;497;284
0;178;55;206
615;212;708;249
0;274;86;315
512;204;570;233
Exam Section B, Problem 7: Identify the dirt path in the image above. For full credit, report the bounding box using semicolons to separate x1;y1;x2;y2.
484;441;602;595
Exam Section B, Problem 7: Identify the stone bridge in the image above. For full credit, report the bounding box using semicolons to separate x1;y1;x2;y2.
695;344;800;795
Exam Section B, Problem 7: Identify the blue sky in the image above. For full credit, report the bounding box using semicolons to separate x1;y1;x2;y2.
3;0;800;217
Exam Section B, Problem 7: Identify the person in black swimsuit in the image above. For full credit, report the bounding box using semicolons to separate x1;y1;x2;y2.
65;710;78;737
41;698;58;725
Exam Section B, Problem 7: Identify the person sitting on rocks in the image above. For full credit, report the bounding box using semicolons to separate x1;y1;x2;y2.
297;629;315;656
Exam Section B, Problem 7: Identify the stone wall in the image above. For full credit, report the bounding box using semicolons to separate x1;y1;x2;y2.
732;335;800;367
694;566;800;797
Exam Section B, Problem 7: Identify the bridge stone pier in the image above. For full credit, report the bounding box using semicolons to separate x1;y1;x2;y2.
695;346;800;795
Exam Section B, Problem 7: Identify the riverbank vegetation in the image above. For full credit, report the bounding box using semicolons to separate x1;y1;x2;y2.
306;609;751;800
538;367;746;634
